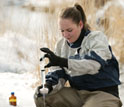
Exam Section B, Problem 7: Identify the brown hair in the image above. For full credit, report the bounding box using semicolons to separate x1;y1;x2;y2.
59;3;90;31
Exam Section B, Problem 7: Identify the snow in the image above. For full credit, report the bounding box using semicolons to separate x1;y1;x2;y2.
0;31;38;107
27;0;50;7
0;72;36;107
95;1;112;18
117;0;124;8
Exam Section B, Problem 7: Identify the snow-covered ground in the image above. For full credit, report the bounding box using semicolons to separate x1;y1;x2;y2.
0;32;39;107
0;72;36;107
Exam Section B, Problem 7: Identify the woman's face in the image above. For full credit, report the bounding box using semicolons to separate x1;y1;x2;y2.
59;18;83;43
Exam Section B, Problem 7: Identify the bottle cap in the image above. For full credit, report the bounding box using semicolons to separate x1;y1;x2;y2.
11;92;14;95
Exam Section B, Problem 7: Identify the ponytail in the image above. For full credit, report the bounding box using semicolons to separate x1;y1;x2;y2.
74;3;90;30
74;4;86;24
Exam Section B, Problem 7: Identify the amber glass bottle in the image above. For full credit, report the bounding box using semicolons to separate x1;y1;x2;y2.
9;92;17;106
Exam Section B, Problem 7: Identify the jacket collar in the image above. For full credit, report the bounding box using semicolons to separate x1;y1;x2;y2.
67;29;91;48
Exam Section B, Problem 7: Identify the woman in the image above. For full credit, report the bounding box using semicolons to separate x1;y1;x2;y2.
34;3;122;107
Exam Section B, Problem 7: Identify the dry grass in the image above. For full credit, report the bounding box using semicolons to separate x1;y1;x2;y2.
103;3;124;64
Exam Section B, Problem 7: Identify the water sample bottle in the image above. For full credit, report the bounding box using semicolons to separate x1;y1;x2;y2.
9;92;17;106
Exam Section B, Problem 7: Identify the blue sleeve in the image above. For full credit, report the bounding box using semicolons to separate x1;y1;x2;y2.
46;69;68;86
84;46;119;72
84;51;106;68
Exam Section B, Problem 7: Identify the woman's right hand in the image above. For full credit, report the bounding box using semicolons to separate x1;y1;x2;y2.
34;83;53;98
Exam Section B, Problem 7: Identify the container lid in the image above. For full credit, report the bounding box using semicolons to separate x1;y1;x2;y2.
11;92;14;95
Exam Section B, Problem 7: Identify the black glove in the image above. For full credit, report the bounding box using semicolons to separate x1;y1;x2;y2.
35;83;53;98
40;47;68;68
46;72;59;86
